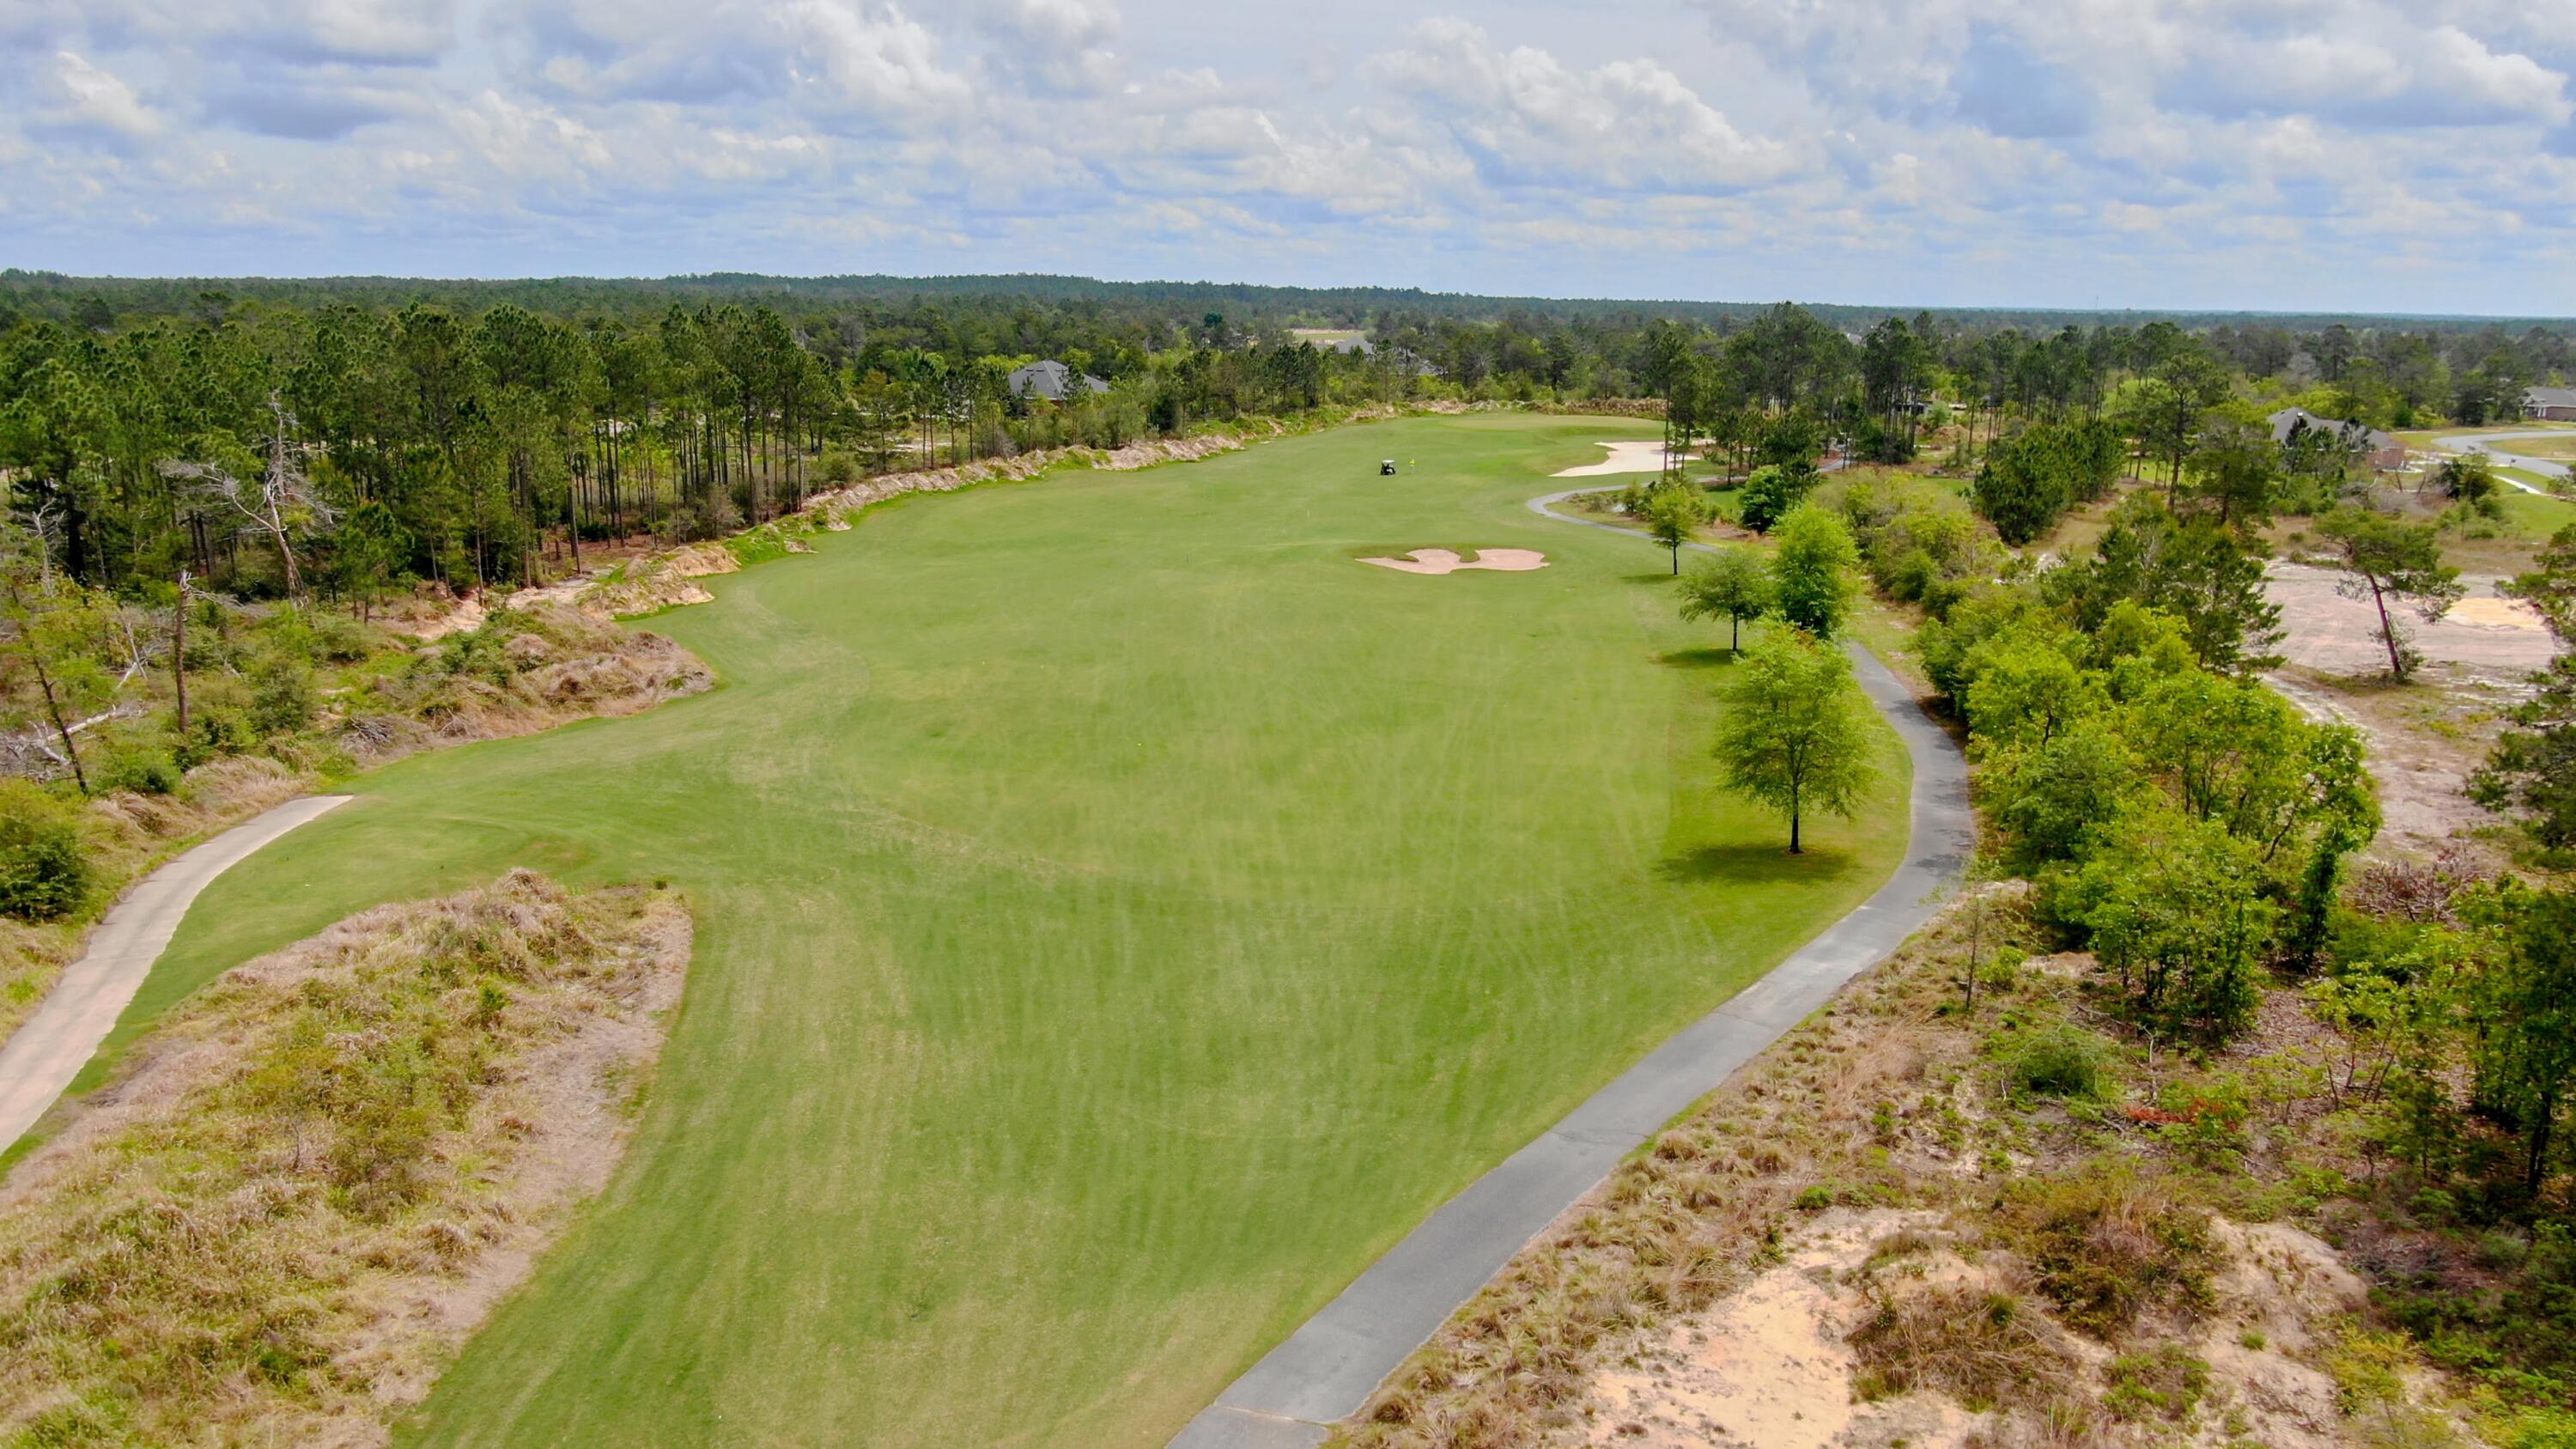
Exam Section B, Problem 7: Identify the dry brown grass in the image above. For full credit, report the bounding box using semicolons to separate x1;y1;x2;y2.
0;871;690;1448
1327;872;2476;1449
1334;888;2050;1447
327;604;710;766
0;606;705;1054
1849;1281;2079;1416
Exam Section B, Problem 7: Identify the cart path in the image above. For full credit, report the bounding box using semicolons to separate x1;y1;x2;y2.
1167;490;1971;1448
0;794;352;1153
2432;431;2571;495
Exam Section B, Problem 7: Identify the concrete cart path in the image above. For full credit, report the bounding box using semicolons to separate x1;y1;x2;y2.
1168;492;1972;1449
2432;431;2572;495
0;794;352;1152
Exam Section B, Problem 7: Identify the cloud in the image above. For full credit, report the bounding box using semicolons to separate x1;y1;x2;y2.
4;0;2576;312
200;82;396;140
497;0;969;128
1949;26;2092;139
1370;19;1799;192
41;51;163;141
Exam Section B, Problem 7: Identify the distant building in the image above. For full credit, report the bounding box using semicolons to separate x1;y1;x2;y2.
2268;407;2404;472
2524;386;2576;422
1006;359;1109;402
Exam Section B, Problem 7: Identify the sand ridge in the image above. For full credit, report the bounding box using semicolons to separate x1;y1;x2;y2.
1358;548;1550;575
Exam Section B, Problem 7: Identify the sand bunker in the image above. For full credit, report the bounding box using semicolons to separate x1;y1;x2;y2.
1359;548;1549;575
1555;440;1691;477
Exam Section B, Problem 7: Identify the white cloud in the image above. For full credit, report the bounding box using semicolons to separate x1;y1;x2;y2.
45;51;163;140
3;0;2576;312
1369;19;1799;192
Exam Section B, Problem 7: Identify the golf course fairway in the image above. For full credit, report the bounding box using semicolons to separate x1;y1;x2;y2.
107;413;1911;1446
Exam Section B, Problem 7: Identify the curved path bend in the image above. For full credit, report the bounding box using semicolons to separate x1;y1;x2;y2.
1169;488;1972;1449
0;794;351;1152
2432;430;2573;496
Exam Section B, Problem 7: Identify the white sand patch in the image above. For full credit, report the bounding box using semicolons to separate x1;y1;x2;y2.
1358;548;1550;575
1555;440;1691;477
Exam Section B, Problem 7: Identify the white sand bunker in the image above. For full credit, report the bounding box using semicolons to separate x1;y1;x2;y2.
1554;440;1692;477
1359;548;1549;575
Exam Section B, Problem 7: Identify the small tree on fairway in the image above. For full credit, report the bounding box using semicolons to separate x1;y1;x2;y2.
1678;549;1772;651
1644;486;1703;574
1770;503;1862;638
2316;507;2464;680
1715;630;1877;854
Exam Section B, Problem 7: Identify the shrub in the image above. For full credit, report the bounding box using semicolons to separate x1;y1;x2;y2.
100;745;182;796
2008;1026;2109;1099
0;779;90;922
1849;1286;2073;1413
2001;1171;2215;1336
246;651;318;735
2104;1343;2209;1423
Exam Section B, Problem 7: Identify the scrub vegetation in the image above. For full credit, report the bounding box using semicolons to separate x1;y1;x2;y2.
0;871;689;1449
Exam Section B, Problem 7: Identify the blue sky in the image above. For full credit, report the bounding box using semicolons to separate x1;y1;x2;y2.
5;0;2573;315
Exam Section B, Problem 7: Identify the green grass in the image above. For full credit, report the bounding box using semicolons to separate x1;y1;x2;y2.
99;414;1911;1447
2498;481;2576;542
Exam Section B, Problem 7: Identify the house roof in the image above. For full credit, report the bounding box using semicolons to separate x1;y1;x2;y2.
1006;359;1109;401
2526;386;2576;410
2267;406;2397;454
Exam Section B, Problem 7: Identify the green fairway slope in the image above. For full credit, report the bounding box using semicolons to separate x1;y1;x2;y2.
115;414;1910;1446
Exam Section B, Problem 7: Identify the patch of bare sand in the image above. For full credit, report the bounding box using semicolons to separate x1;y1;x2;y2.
2267;561;2556;679
1581;1209;2377;1449
1586;1209;1971;1449
2267;668;2511;861
1554;440;1693;477
1359;548;1549;575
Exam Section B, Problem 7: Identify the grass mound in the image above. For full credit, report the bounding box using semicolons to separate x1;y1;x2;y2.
0;871;689;1448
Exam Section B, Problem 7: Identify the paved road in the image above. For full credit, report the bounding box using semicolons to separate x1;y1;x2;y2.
0;794;351;1152
2432;431;2572;496
1167;490;1972;1449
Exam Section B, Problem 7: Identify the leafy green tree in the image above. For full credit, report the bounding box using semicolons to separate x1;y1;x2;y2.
1962;634;2102;749
2184;420;2282;526
2472;886;2576;1192
0;778;88;920
1974;430;2069;545
2045;497;2283;673
1643;485;1704;574
1713;630;1878;854
1677;549;1772;651
2054;808;2276;1040
1984;720;2150;868
1736;462;1815;534
2433;453;2499;508
335;501;410;623
1769;504;1862;637
2475;526;2576;848
2316;507;2464;680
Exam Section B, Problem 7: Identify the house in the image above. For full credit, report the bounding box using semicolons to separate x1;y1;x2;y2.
2267;407;2405;472
2524;386;2576;422
1006;359;1109;403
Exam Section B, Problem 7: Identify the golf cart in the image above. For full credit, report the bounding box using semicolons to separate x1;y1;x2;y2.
1379;459;1398;476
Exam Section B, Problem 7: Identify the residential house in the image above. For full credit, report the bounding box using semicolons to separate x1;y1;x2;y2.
2524;386;2576;422
1006;359;1109;403
2267;407;2405;472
